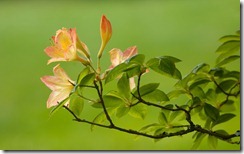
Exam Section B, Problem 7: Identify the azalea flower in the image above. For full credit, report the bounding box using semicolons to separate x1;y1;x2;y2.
40;64;74;108
97;15;112;59
44;28;90;65
109;46;138;90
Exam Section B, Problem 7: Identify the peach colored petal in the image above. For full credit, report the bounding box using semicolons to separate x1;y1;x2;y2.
41;76;72;91
109;48;123;68
53;64;74;83
46;90;70;108
56;28;72;50
123;46;138;61
44;46;65;58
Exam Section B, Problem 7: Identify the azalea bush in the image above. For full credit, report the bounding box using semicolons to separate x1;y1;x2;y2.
41;15;240;149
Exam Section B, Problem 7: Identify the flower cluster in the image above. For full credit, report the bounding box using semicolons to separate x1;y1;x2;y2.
41;15;139;108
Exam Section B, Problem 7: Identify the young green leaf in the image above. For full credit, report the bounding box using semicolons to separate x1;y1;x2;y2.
79;73;95;86
129;103;147;119
208;135;218;149
77;67;90;84
161;56;181;63
69;93;84;116
219;35;240;43
159;57;176;76
215;79;237;94
105;63;127;83
204;103;219;122
167;90;186;100
158;111;168;125
192;63;210;74
123;64;141;78
192;133;207;150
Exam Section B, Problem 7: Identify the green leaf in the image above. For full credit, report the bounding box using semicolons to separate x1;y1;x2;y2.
190;86;205;99
215;130;229;136
123;64;141;78
117;73;131;99
49;97;69;117
204;103;219;122
216;79;237;93
129;103;147;119
216;40;240;54
116;105;130;118
154;127;165;142
213;113;236;126
133;83;160;99
79;73;95;86
219;100;236;112
69;93;84;116
125;54;145;65
159;57;176;76
158;111;168;124
189;78;211;90
162;56;181;63
169;110;183;122
219;35;240;43
175;73;195;89
192;63;210;74
208;135;218;149
223;71;240;80
216;55;240;67
139;123;161;133
167;90;186;100
105;63;128;83
146;57;159;67
77;67;90;84
142;89;169;103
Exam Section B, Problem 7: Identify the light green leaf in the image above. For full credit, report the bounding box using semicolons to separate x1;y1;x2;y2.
208;135;218;149
219;35;240;43
123;64;141;78
139;123;161;133
219;100;236;112
192;133;207;150
192;63;210;74
167;90;186;100
154;127;165;142
190;86;205;99
161;56;181;63
105;63;128;83
133;83;160;99
189;79;211;90
79;73;95;86
204;103;219;122
175;73;195;89
117;73;131;99
142;89;169;103
116;105;130;118
129;103;147;119
158;111;168;124
49;97;69;117
216;40;240;54
216;55;240;67
69;93;84;116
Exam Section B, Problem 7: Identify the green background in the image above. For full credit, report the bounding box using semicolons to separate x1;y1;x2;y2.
0;0;240;150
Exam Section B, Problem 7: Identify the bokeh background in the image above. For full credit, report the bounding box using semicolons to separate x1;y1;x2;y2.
0;0;240;150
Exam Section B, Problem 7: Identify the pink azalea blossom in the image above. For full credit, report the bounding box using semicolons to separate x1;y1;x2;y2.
40;64;74;108
44;28;90;65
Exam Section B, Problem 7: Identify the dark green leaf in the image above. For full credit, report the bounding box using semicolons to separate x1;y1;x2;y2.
216;55;240;67
142;89;169;103
133;83;160;98
49;97;69;117
189;79;211;90
208;135;218;149
175;73;195;89
161;56;181;63
79;73;95;86
223;71;240;80
129;103;147;119
117;73;131;99
215;130;229;136
192;63;210;74
173;68;182;80
105;63;128;83
190;86;205;99
116;105;130;118
146;58;159;67
213;113;236;126
204;103;219;122
69;93;84;116
209;67;227;77
216;41;240;54
125;54;145;65
219;100;236;112
159;57;176;76
216;79;237;93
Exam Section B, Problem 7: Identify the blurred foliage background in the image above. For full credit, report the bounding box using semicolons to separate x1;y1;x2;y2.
0;0;240;150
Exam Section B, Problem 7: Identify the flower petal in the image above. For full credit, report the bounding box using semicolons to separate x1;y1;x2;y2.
46;90;70;108
123;46;138;61
55;28;72;50
109;48;123;68
53;64;74;83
